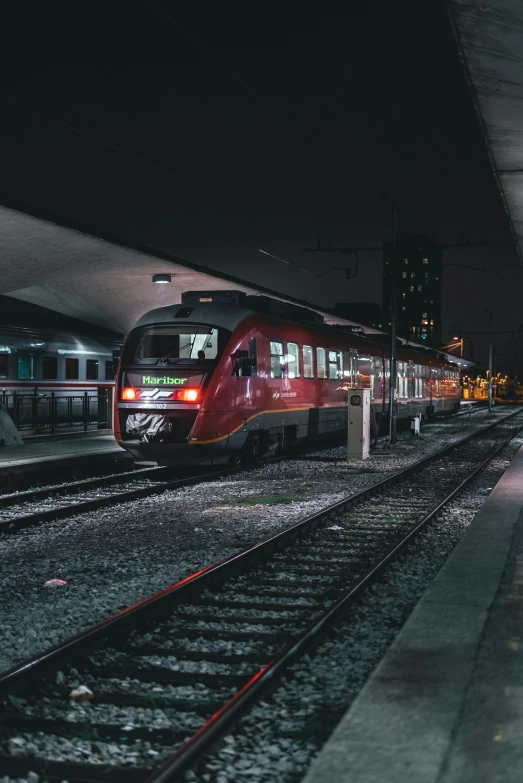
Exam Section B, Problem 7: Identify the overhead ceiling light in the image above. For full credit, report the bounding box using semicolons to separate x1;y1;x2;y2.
153;274;172;284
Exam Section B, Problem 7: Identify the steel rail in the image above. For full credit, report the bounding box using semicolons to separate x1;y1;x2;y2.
0;429;350;532
0;404;491;532
0;465;168;508
0;465;241;533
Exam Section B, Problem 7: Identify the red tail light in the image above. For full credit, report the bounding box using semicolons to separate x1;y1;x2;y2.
173;388;200;402
121;387;139;401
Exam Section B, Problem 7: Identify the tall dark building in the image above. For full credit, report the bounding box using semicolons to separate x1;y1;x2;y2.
383;233;442;346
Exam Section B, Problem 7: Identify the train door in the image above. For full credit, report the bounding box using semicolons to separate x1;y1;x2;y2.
349;348;358;387
407;360;414;415
428;361;434;415
372;352;384;416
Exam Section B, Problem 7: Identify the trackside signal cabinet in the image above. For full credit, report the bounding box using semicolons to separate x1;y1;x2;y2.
347;388;371;460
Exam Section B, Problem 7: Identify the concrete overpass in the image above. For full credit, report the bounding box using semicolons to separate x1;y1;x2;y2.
0;203;378;336
448;1;523;264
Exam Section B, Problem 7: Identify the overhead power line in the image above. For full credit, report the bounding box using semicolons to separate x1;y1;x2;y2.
257;248;357;294
44;113;197;187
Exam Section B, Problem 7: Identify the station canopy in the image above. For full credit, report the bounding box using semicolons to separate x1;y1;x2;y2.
449;1;523;263
0;204;379;337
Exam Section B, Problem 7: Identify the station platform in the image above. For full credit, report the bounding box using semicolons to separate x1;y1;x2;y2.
302;444;523;783
0;431;132;490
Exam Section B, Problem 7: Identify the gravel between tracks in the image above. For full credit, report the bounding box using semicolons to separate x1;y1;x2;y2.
0;409;515;679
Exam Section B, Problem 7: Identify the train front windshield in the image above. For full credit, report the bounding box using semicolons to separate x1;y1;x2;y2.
124;325;229;366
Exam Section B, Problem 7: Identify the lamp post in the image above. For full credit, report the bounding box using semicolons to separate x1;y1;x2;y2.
388;203;398;444
488;339;493;413
441;336;464;357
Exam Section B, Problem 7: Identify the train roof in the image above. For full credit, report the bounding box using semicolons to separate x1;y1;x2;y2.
134;290;325;332
134;302;257;333
0;325;119;355
134;292;459;369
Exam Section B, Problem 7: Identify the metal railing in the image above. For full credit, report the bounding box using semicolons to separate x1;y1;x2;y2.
0;388;111;433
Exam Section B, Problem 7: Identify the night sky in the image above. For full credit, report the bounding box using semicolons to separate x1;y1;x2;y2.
2;1;521;371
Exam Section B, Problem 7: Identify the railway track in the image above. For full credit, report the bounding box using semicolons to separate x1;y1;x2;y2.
0;464;241;534
0;406;506;534
0;410;521;782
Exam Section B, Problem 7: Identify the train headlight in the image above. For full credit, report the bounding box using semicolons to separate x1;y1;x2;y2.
183;389;200;402
173;388;200;402
122;387;139;401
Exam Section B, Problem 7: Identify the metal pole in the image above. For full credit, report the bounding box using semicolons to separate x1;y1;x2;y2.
488;339;493;412
388;202;398;443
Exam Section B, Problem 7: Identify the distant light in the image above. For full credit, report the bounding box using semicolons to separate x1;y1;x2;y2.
153;274;172;284
453;336;459;340
30;342;45;347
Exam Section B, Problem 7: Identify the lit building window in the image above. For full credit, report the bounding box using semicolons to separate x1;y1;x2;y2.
402;271;407;278
402;292;406;298
402;306;406;311
422;312;428;318
410;285;414;292
410;271;415;278
422;319;428;325
418;285;423;291
422;258;429;264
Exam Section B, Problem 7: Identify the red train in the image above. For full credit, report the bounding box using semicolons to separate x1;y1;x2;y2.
115;291;461;465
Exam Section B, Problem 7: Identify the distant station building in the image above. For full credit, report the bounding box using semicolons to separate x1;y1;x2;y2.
383;233;443;347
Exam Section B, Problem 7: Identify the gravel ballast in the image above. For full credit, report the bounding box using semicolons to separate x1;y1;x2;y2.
0;409;516;676
0;412;521;783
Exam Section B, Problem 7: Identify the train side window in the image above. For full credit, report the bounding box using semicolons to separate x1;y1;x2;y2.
396;362;407;399
86;359;99;380
316;347;326;379
105;360;115;381
270;340;285;379
17;354;34;380
359;354;371;390
42;357;57;380
303;345;313;378
328;350;338;380
0;353;8;379
65;358;79;380
249;337;257;376
287;342;300;378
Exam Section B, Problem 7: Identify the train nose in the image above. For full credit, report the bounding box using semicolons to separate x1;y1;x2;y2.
124;409;199;443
